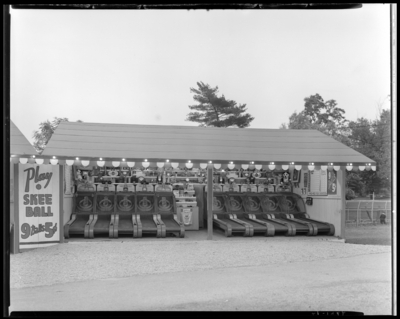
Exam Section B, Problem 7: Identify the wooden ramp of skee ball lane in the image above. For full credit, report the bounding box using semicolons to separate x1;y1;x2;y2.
113;183;137;238
225;192;273;237
206;191;252;237
135;189;163;238
258;194;297;236
89;188;116;238
264;193;315;236
279;193;335;236
155;191;184;238
64;191;96;239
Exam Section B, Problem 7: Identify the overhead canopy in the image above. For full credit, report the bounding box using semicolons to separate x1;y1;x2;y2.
39;121;375;166
10;120;37;156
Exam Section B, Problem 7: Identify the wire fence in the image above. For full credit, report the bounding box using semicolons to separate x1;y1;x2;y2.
345;200;392;226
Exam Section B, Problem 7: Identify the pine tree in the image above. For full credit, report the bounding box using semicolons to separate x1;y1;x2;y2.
186;82;254;128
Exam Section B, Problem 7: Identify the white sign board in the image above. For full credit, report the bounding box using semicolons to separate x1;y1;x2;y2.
308;169;328;196
17;164;62;250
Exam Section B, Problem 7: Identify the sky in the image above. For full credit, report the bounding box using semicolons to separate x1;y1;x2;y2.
10;4;391;144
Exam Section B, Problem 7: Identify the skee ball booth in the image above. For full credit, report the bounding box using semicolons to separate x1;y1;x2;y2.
10;121;377;252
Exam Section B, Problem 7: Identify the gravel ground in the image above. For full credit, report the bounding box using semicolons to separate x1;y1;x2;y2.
345;223;392;245
10;236;391;289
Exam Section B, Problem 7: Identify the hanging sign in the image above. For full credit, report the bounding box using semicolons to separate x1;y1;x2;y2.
291;169;301;188
17;164;62;250
327;170;337;195
307;169;328;196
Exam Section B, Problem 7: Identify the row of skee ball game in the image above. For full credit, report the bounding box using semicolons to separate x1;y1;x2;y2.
204;168;336;237
64;165;201;239
63;164;335;239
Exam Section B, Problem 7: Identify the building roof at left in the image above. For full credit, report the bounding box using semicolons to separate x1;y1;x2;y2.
10;120;37;156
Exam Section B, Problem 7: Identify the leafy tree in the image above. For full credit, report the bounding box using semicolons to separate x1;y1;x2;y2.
348;109;391;193
346;172;367;197
186;82;254;128
280;95;351;147
33;117;82;153
345;188;356;200
303;94;347;127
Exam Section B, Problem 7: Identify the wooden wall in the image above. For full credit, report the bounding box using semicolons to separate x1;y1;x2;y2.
291;168;344;237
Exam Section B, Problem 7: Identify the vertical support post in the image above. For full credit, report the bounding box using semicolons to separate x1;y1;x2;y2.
59;165;64;243
340;168;346;239
356;201;361;227
207;165;213;240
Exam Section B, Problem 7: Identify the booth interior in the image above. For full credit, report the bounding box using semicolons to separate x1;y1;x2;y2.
62;162;339;239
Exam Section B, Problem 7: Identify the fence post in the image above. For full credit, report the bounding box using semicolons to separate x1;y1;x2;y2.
372;198;375;222
384;201;388;222
356;201;361;227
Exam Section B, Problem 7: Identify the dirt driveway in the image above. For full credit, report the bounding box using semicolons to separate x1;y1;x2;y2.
9;233;393;315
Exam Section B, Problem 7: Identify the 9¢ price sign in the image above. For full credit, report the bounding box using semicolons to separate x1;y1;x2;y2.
17;164;61;249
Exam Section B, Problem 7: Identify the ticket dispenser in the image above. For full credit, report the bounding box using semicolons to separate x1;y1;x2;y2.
175;183;199;230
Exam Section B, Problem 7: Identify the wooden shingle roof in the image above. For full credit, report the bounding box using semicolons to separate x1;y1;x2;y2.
10;120;37;156
41;121;375;165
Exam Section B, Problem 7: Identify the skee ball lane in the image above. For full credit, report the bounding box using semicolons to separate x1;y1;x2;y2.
276;193;335;235
206;192;335;237
64;184;185;239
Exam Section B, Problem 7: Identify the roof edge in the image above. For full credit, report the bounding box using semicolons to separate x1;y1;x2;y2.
58;121;328;133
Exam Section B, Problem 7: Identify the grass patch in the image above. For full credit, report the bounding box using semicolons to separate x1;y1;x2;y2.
345;223;392;246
